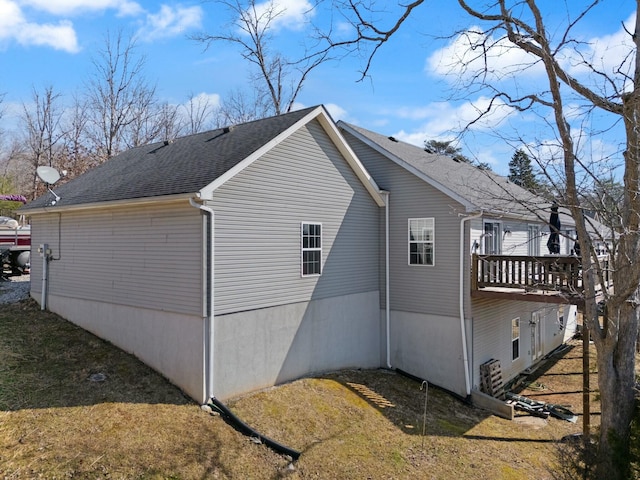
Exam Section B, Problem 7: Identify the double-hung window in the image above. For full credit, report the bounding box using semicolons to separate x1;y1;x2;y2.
511;317;520;361
301;222;322;276
408;218;434;265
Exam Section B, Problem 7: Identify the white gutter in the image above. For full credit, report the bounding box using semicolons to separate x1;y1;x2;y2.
381;191;391;369
459;211;483;396
21;192;196;215
190;198;215;402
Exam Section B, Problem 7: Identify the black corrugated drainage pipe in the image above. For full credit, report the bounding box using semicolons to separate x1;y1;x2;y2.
208;397;301;461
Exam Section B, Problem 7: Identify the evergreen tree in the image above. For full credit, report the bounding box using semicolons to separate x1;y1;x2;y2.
508;149;540;192
424;139;469;163
425;139;491;170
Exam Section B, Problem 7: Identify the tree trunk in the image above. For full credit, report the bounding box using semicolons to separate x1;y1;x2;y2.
594;298;639;479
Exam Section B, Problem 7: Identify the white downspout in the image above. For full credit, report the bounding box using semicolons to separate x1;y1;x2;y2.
190;198;215;402
459;211;483;396
381;191;391;369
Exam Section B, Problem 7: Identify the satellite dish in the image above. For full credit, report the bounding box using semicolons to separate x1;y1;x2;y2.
36;166;61;184
36;166;62;205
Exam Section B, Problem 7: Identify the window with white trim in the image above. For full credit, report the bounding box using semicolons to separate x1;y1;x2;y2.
301;223;322;276
483;221;502;254
511;317;520;361
528;225;540;256
558;305;565;330
408;218;434;265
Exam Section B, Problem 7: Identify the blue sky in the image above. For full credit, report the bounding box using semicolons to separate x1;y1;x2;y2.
0;0;635;175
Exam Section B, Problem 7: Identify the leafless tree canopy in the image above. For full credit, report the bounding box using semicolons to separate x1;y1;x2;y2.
193;0;330;116
84;30;158;162
0;30;230;205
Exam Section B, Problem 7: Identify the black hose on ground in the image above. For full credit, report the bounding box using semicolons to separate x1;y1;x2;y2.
209;397;301;461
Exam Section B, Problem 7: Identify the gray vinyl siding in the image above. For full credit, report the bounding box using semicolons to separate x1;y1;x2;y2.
343;131;463;317
211;120;380;315
30;202;203;315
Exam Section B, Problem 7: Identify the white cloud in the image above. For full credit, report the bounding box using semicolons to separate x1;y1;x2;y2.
0;0;79;51
177;92;221;130
564;13;635;92
428;15;637;96
18;19;78;51
18;0;142;16
426;27;543;83
391;97;515;146
0;0;24;29
135;4;203;42
185;92;221;110
250;0;314;31
324;103;347;121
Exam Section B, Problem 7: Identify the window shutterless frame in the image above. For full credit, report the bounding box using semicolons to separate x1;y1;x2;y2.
483;221;502;254
528;224;541;256
301;222;322;276
408;218;435;266
511;317;520;361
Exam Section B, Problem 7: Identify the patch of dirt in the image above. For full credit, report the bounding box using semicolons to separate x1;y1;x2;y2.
510;337;600;427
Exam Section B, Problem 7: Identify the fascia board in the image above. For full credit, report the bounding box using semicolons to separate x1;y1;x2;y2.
19;192;197;215
315;111;385;207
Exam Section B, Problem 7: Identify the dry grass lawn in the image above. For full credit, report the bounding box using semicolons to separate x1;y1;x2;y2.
0;299;637;479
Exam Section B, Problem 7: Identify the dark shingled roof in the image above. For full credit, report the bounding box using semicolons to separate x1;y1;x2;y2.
22;106;319;210
339;121;544;219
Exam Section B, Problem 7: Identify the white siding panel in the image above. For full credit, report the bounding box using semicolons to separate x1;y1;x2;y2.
471;298;566;388
30;202;203;315
470;217;548;256
211;120;381;315
502;219;542;255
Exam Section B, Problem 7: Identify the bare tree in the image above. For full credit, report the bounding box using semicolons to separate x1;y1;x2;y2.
215;88;272;126
0;92;5;149
21;86;66;199
324;1;639;478
194;0;329;116
59;93;93;178
85;30;157;162
0;107;33;208
155;102;183;143
182;92;218;134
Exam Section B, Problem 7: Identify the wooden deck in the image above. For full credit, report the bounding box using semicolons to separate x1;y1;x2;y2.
471;254;611;307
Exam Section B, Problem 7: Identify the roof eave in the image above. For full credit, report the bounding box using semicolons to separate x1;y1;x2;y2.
18;192;198;215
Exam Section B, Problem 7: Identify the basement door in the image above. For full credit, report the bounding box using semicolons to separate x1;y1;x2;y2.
531;311;544;362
